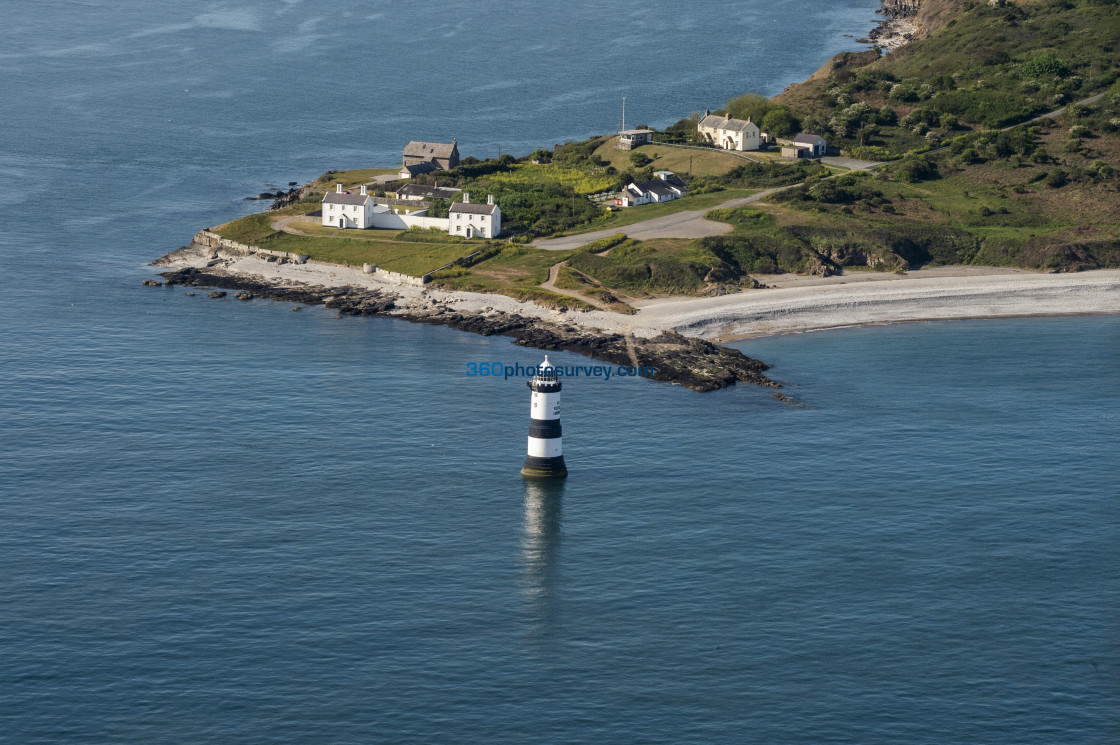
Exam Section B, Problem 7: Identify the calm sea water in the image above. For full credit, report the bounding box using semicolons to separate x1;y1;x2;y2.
2;3;1118;743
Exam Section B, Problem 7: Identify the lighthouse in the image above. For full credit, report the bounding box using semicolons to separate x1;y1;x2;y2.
521;355;568;478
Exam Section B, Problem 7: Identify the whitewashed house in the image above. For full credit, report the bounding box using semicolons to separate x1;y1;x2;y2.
448;193;501;238
322;184;378;229
615;172;687;207
697;110;760;151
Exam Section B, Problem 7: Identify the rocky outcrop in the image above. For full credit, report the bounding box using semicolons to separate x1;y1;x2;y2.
269;185;314;210
156;266;783;394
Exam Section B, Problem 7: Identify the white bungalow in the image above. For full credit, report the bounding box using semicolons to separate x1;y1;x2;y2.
697;111;761;151
322;184;378;229
615;172;687;207
448;193;501;238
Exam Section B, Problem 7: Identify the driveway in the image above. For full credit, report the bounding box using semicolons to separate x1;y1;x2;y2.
820;156;884;170
533;185;798;251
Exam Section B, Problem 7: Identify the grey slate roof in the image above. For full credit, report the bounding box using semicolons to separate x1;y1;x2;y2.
323;192;371;206
397;184;460;200
400;162;436;177
449;202;498;215
403;140;457;159
631;180;682;198
794;133;826;145
699;114;755;132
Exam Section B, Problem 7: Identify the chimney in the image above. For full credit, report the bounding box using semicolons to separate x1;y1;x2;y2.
463;192;470;204
705;109;710;117
487;194;494;205
336;183;343;193
359;184;367;196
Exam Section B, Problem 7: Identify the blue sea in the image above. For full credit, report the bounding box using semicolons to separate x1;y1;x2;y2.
1;2;1117;743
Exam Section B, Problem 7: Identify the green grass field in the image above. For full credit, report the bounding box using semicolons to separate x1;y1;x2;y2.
592;138;752;177
479;163;615;195
310;168;397;189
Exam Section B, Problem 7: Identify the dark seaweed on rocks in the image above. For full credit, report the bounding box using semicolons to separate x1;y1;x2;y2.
159;266;783;395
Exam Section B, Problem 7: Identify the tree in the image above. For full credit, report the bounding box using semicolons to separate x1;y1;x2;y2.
630;151;652;168
761;108;799;137
530;148;552;163
725;92;772;124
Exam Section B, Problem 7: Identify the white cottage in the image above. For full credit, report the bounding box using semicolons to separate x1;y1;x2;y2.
448;193;501;238
322;184;378;229
697;111;761;151
615;172;687;208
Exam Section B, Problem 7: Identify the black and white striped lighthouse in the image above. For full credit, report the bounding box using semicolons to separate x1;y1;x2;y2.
521;355;568;478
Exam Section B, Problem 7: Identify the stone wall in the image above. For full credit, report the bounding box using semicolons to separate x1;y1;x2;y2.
197;229;434;287
362;263;429;286
194;230;309;263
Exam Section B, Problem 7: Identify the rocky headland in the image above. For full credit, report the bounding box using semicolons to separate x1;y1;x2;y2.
153;241;784;396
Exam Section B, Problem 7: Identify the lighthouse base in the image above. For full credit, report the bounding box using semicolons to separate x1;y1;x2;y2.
521;455;568;479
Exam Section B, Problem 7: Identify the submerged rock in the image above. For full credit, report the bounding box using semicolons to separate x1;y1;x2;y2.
207;291;227;299
142;279;163;286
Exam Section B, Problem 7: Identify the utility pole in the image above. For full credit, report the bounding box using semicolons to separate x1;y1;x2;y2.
622;96;626;132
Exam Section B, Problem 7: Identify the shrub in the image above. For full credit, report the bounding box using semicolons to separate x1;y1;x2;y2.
1045;169;1068;188
1023;52;1070;79
893;156;940;183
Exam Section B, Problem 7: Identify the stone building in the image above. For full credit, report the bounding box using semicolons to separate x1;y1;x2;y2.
402;140;460;173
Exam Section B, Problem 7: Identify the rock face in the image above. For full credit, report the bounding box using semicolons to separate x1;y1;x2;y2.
269;185;312;210
157;266;784;395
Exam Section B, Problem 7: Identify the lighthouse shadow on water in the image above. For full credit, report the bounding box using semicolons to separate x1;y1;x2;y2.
519;477;564;633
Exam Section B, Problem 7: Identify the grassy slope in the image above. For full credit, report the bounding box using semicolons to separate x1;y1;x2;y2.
591;137;753;177
774;0;1120;156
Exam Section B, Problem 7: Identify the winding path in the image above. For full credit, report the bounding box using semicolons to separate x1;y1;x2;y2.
540;261;611;310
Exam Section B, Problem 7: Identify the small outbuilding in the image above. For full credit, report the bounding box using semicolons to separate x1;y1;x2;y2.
792;133;827;157
616;129;655;150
